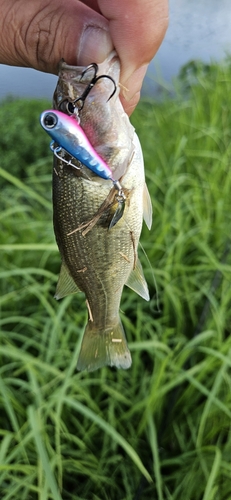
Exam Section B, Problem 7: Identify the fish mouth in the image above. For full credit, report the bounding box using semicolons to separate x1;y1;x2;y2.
57;60;86;82
54;51;120;114
58;51;118;74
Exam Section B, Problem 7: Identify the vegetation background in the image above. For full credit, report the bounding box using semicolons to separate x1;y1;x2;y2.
1;60;231;500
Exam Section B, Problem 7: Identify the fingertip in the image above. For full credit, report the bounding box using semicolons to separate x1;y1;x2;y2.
120;91;141;117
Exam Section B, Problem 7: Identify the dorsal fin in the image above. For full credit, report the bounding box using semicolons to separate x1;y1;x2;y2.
125;258;149;301
54;262;80;300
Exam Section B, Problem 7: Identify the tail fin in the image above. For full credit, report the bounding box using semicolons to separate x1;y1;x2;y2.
76;319;132;372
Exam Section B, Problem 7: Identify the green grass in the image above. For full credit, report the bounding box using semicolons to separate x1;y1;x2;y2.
1;60;231;499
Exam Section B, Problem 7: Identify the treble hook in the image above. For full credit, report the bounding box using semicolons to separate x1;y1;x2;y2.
65;62;117;115
50;141;81;170
82;63;116;99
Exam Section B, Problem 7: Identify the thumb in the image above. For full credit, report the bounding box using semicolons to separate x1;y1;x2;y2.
0;0;113;73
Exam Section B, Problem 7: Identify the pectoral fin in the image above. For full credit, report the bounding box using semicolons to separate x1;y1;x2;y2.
143;182;152;230
54;262;80;300
108;199;125;229
125;258;150;301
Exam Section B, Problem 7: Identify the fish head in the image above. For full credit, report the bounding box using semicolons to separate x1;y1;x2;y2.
53;52;135;180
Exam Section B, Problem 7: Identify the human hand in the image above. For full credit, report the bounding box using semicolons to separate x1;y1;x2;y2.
0;0;168;115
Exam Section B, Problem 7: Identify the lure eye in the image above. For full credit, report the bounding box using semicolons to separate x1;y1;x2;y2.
43;112;58;129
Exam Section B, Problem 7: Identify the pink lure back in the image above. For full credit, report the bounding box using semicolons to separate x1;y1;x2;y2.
40;110;113;180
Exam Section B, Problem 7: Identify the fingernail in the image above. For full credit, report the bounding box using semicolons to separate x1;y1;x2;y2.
78;26;113;66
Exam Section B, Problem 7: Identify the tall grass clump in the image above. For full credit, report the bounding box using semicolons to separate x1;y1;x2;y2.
1;59;231;499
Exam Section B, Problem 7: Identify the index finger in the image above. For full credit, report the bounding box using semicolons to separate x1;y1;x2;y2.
98;0;168;112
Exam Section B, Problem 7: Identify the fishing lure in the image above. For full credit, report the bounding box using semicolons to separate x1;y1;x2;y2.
40;110;126;227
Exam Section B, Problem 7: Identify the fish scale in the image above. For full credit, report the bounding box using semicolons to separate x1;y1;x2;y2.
53;163;137;327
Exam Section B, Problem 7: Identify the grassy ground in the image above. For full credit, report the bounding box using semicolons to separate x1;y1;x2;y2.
1;60;231;499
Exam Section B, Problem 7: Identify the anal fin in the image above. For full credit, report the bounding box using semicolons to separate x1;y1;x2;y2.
125;258;149;301
55;262;80;300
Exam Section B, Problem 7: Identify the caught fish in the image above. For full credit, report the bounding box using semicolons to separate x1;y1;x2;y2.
48;51;152;372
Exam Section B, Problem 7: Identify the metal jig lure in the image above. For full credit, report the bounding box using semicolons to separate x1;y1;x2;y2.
40;109;126;228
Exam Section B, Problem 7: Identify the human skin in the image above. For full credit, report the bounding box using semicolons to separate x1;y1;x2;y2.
0;0;168;115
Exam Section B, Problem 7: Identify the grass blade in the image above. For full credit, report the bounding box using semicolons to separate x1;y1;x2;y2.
63;397;153;484
28;406;62;500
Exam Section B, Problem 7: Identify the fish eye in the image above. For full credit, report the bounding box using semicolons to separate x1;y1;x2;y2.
44;112;58;129
67;102;75;114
